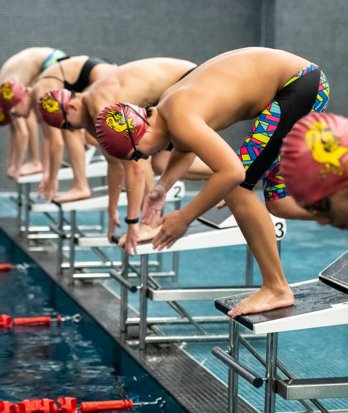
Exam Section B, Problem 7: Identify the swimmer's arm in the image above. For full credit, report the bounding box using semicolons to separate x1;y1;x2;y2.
106;157;124;241
42;134;50;176
123;159;148;221
156;149;196;191
168;115;245;225
105;155;124;216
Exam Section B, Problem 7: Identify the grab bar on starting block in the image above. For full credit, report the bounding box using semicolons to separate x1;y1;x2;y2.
109;269;138;293
212;346;264;388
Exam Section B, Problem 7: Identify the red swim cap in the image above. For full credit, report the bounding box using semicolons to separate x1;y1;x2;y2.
38;89;72;128
280;112;348;206
0;105;11;126
95;103;148;159
0;81;26;110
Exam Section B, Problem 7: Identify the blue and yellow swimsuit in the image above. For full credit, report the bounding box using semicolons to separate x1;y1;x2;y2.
40;48;67;71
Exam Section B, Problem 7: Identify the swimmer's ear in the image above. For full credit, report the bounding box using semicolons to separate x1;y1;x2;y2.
66;99;78;111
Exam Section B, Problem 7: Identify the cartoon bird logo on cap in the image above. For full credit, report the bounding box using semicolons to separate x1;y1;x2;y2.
1;83;15;101
306;118;348;177
105;109;135;138
40;95;60;113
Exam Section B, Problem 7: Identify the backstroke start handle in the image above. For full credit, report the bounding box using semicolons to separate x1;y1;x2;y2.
212;346;264;388
109;269;138;293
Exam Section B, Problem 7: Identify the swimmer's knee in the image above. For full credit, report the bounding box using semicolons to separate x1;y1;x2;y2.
265;199;287;219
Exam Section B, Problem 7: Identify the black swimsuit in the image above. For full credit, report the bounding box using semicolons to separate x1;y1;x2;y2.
60;57;108;92
38;56;109;92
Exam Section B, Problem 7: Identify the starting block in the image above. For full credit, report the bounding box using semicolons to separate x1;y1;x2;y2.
16;159;107;237
95;207;286;351
57;181;186;278
213;250;348;413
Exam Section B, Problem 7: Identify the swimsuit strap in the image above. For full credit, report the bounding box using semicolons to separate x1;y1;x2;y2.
58;60;67;82
37;75;64;84
30;75;64;87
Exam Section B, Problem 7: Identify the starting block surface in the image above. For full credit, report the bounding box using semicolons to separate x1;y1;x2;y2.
198;205;237;228
215;277;348;334
319;250;348;293
216;250;348;334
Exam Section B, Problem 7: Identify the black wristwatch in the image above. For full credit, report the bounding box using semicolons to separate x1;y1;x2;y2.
124;217;139;224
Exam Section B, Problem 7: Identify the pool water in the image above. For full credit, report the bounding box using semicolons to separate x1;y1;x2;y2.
0;239;186;413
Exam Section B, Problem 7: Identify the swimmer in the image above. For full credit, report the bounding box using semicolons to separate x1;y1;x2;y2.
0;47;67;179
95;47;330;316
281;112;348;230
3;55;117;201
38;57;211;253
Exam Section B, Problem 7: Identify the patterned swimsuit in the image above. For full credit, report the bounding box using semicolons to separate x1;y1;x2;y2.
236;63;330;201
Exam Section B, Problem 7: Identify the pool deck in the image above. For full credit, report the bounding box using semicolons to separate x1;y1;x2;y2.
0;218;257;413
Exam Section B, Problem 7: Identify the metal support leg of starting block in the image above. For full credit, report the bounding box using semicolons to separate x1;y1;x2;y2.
139;254;149;351
214;319;276;413
120;250;131;334
228;320;240;413
23;183;31;239
56;208;64;275
66;210;122;280
120;253;220;350
226;325;279;413
264;332;278;413
224;320;280;413
16;181;28;233
16;182;24;230
214;319;336;413
68;210;77;279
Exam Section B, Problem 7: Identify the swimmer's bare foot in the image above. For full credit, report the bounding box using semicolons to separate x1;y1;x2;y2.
53;187;91;203
7;165;17;179
227;285;294;318
118;223;161;247
19;161;43;176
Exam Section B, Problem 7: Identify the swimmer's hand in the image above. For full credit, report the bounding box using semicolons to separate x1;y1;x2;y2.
119;223;139;255
152;210;189;251
142;184;166;225
107;210;121;242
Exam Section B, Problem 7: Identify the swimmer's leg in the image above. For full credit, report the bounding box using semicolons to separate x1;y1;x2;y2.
19;110;43;175
54;129;91;202
224;186;294;317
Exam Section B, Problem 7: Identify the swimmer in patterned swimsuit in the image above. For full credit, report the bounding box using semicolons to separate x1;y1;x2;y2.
95;47;330;317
